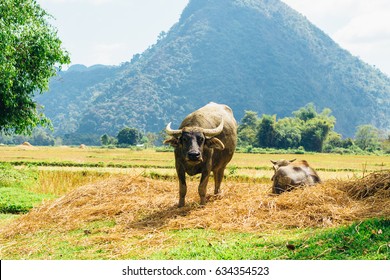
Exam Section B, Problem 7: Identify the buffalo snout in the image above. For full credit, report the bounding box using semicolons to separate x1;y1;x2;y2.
187;151;201;161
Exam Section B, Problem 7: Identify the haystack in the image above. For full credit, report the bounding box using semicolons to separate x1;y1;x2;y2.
18;141;36;150
340;170;390;199
22;141;32;146
1;171;389;239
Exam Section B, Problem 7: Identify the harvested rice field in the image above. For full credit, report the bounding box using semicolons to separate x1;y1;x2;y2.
0;146;389;259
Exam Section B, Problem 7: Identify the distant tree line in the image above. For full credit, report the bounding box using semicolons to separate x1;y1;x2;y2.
237;103;389;154
0;127;163;148
0;103;388;154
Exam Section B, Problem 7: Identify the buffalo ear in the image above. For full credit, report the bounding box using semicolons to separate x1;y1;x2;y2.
163;137;179;147
206;137;225;150
270;160;277;165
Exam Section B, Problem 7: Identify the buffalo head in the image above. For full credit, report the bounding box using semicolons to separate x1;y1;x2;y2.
270;158;296;181
164;120;225;164
270;158;296;172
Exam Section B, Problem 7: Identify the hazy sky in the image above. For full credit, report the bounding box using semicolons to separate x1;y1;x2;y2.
37;0;390;76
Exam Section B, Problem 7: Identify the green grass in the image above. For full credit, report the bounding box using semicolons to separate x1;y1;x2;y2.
150;218;389;260
1;218;387;259
0;186;55;214
0;163;113;215
0;163;55;213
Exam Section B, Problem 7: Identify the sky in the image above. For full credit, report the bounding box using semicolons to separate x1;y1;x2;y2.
37;0;390;76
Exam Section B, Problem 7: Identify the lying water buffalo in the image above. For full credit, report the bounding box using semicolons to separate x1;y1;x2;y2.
164;102;237;207
271;159;321;194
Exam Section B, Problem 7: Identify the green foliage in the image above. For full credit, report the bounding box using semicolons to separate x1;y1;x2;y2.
238;111;259;131
355;125;381;152
300;118;333;152
296;104;335;152
62;133;101;146
100;134;117;146
323;132;358;154
235;104;387;154
0;0;70;135
274;117;302;149
237;111;259;146
30;128;55;146
117;127;143;146
241;104;337;152
236;146;306;155
0;128;55;145
293;103;318;121
256;115;276;148
382;135;390;154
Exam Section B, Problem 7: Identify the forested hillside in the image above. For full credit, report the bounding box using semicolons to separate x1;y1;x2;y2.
35;64;120;134
38;0;390;139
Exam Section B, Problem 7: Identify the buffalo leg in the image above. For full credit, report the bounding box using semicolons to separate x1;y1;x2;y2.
177;166;187;207
213;167;225;194
198;171;211;205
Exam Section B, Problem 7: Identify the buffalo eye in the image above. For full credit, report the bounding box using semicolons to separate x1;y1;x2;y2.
181;135;190;144
196;135;205;145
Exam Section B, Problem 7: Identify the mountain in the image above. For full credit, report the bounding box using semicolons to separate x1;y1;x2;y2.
38;0;390;138
36;64;120;134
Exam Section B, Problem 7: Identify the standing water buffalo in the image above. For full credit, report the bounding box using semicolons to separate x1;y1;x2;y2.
271;159;321;194
164;102;237;207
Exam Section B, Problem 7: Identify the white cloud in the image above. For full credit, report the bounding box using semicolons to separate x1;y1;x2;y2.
283;0;357;32
334;11;390;43
38;0;188;66
282;0;390;75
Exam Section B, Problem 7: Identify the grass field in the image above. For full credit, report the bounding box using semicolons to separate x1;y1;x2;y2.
0;146;389;260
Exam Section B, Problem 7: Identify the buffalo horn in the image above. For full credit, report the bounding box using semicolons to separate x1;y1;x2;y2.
165;122;182;136
202;119;224;138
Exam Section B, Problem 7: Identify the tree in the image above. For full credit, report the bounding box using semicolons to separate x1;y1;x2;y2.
30;128;55;146
274;117;302;149
100;134;116;146
355;125;380;151
145;132;159;147
101;134;110;146
300;118;334;152
293;103;318;122
256;114;276;148
238;111;259;131
381;134;390;154
117;127;142;146
237;111;259;146
294;104;335;152
0;0;70;135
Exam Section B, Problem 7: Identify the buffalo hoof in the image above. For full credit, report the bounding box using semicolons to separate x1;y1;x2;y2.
178;198;185;208
199;196;207;206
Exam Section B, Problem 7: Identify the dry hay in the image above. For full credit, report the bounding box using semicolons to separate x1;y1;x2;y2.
18;141;37;150
22;141;32;146
340;170;390;199
1;171;390;239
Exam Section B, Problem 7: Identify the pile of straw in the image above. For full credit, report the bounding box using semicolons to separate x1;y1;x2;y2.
340;170;390;199
2;170;389;238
